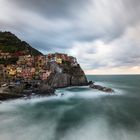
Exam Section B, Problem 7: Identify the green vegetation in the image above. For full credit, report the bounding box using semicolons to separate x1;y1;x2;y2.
0;31;42;55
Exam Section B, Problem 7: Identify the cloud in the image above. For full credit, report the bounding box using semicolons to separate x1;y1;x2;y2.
69;22;140;72
0;0;140;73
12;0;89;19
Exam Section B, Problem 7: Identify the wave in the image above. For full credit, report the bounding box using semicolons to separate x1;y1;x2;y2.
56;86;122;100
0;86;122;108
0;85;139;140
60;117;140;140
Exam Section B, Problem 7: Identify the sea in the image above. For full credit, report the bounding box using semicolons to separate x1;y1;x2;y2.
0;75;140;140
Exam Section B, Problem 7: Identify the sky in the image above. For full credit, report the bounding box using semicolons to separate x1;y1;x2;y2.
0;0;140;74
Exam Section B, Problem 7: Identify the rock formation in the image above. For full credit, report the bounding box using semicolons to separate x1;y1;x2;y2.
45;62;88;88
90;84;114;93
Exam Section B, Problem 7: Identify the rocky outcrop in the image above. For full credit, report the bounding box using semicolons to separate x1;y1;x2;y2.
0;81;55;101
90;84;114;93
0;57;88;101
0;93;24;101
46;62;88;88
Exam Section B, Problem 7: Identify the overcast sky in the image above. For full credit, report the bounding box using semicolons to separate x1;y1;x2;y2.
0;0;140;74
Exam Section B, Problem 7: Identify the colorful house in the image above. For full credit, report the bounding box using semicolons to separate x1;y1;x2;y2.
9;68;16;76
55;57;62;64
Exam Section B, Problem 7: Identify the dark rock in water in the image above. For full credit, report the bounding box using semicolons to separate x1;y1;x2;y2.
21;81;55;96
0;93;24;101
0;80;56;101
22;89;33;95
88;81;94;85
90;84;114;93
38;84;55;96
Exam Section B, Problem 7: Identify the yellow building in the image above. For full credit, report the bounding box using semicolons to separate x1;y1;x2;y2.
9;69;16;76
55;57;62;64
6;65;17;76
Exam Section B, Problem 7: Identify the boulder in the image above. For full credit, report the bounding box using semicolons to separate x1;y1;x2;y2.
90;84;114;93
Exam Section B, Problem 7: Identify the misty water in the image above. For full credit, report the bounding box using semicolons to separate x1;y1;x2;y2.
0;75;140;140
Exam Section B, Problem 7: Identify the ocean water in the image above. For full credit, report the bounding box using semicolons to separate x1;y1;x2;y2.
0;75;140;140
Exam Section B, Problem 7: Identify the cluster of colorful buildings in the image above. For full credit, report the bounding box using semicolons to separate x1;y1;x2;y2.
47;53;77;65
0;52;78;81
0;50;27;59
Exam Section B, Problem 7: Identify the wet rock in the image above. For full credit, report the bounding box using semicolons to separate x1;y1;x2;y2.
0;93;24;101
90;84;114;93
88;81;94;85
38;84;55;96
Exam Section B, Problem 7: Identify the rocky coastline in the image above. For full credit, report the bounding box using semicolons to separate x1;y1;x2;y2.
0;61;114;101
0;61;89;101
0;32;113;101
0;79;114;101
0;80;56;101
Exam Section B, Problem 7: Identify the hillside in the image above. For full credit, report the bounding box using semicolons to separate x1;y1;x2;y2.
0;31;42;55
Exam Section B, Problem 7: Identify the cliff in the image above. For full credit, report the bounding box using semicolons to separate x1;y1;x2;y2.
45;61;88;88
0;60;88;100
